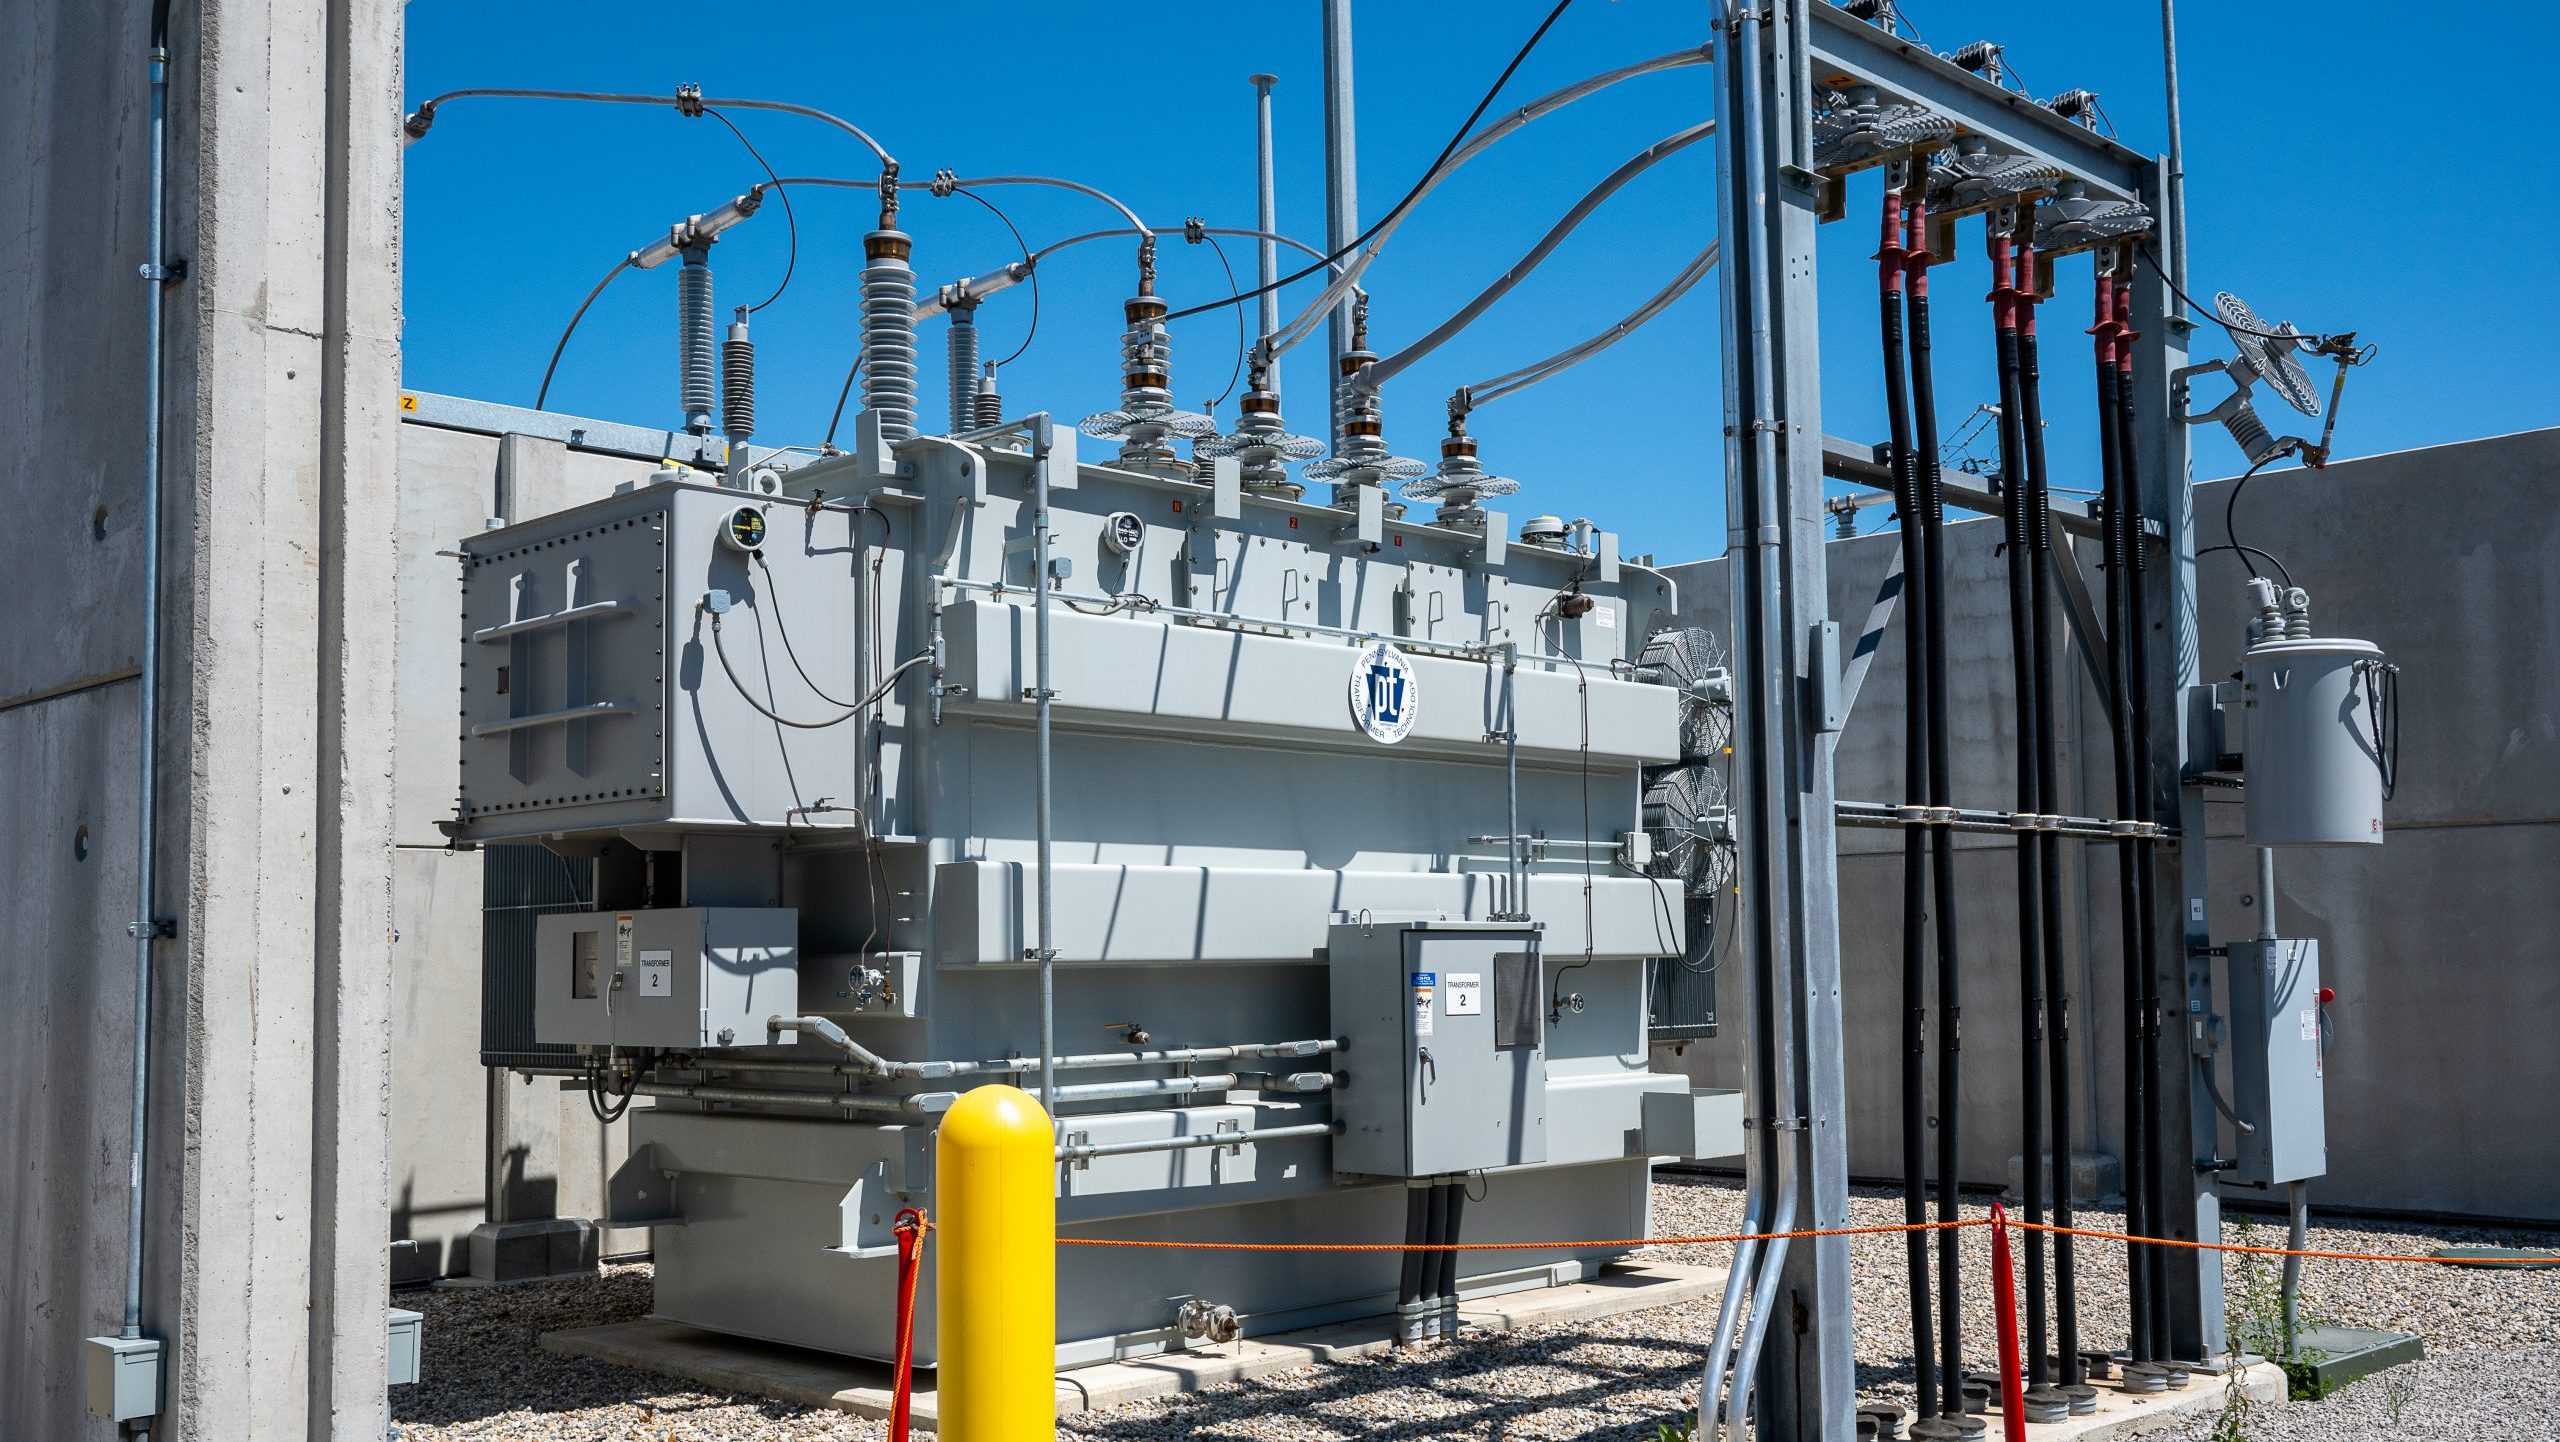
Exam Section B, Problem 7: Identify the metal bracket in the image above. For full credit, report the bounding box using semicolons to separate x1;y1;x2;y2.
126;919;176;940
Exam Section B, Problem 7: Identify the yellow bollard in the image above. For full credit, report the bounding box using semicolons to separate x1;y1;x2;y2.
936;1083;1055;1442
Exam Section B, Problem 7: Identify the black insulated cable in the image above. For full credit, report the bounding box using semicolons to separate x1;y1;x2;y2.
2093;270;2153;1368
2112;279;2176;1368
2017;235;2086;1404
1163;0;1578;323
1904;174;1968;1423
1397;1184;1429;1343
1988;219;2053;1396
1876;176;1941;1425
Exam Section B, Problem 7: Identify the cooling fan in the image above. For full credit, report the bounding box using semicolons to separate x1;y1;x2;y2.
1642;762;1734;900
1635;626;1734;761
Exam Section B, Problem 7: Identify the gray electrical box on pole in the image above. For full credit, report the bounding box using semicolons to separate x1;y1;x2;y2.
1330;921;1546;1177
2225;938;2326;1186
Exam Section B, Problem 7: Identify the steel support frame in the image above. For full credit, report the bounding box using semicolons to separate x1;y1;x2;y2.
1715;5;1855;1437
1737;2;2218;1410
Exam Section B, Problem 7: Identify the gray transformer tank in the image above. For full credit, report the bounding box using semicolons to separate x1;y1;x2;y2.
452;425;1740;1367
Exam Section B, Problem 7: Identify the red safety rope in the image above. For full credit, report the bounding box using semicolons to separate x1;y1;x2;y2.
890;1208;930;1442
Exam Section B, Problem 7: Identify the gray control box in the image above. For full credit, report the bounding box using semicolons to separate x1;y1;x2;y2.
1330;921;1545;1177
534;907;799;1050
2227;938;2325;1186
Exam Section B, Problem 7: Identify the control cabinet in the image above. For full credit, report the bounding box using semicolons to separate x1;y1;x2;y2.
534;907;799;1051
1329;921;1546;1177
2226;937;2325;1186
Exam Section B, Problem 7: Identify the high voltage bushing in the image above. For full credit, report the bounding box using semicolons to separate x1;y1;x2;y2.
677;243;717;434
720;307;755;450
1196;360;1322;497
861;229;919;443
945;295;981;436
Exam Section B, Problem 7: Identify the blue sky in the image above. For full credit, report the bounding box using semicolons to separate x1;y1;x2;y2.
402;2;2558;565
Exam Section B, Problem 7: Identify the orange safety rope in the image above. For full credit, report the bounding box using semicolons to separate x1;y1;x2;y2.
1052;1215;2557;1267
1057;1217;1992;1252
2008;1218;2556;1267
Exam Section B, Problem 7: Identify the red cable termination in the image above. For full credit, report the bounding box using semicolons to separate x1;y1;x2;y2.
1878;183;1909;298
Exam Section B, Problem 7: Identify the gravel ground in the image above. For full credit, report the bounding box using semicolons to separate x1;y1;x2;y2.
392;1174;2560;1441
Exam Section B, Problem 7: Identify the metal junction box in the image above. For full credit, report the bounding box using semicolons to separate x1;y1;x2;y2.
2227;938;2325;1186
533;907;799;1050
1330;921;1546;1177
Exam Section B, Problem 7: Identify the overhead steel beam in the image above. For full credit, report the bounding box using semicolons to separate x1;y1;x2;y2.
1822;432;2101;541
1807;5;2154;202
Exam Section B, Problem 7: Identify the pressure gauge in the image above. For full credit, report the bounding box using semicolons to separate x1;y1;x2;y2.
1103;511;1144;557
717;503;768;554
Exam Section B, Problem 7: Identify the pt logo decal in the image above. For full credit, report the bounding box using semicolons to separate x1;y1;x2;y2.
1349;640;1419;744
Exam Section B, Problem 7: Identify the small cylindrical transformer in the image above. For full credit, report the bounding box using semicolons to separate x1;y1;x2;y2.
2242;634;2387;846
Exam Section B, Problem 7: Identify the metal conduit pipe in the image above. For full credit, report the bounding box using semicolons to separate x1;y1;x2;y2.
123;0;181;1374
2017;233;2089;1406
1904;168;1970;1422
1462;244;1720;406
1045;1073;1242;1106
714;1037;1341;1080
1714;15;1809;1434
1875;174;1940;1427
1031;416;1062;1113
636;1080;941;1116
401;87;895;171
1501;644;1526;919
1267;45;1717;360
1055;1121;1337;1164
893;225;1345;325
1348;122;1716;397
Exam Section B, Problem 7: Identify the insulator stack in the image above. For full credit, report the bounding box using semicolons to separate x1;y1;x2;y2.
972;364;1004;430
1114;296;1181;470
862;229;919;443
946;301;981;436
721;308;755;450
678;244;717;434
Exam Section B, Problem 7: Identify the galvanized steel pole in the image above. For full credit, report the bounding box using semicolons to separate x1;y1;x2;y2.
1319;0;1358;451
1251;73;1282;402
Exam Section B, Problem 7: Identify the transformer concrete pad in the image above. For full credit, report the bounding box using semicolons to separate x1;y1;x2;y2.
540;1260;1725;1427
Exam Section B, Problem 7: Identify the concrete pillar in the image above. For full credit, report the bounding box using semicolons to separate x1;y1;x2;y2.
0;0;403;1436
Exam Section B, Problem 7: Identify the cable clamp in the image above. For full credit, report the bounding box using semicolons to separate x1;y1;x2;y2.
2038;813;2068;832
2006;811;2038;832
1893;803;1927;824
2109;819;2141;836
928;168;960;198
674;83;705;118
1925;806;1958;825
127;919;176;940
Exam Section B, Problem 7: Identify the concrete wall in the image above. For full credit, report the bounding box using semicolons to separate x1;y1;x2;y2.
0;0;404;1437
1655;429;2560;1223
389;420;650;1281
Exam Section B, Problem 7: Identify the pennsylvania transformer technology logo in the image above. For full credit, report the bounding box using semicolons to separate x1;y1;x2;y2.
1349;640;1419;744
